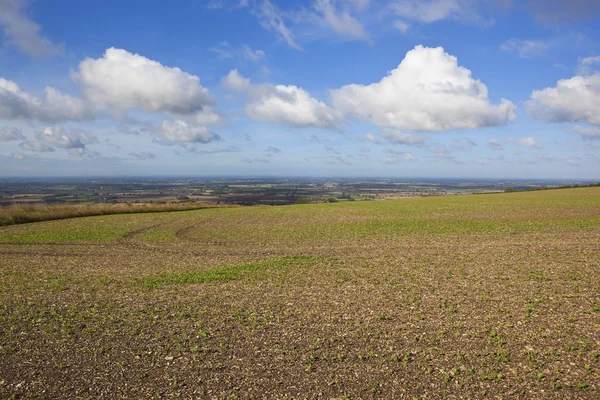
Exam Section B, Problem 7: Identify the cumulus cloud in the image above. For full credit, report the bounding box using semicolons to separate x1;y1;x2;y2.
73;48;213;115
571;125;600;140
500;38;549;58
223;69;342;129
0;126;25;141
526;72;600;126
507;136;541;148
0;0;61;57
18;140;54;152
488;138;503;150
222;69;251;91
159;120;220;144
11;152;25;160
36;126;98;151
192;107;226;125
380;128;425;145
0;78;94;122
331;45;516;131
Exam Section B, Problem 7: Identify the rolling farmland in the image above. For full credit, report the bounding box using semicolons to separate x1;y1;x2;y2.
1;188;599;398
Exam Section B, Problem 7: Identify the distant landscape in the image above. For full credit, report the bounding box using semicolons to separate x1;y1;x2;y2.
2;177;597;207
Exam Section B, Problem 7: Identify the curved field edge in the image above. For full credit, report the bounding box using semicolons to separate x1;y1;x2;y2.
1;187;598;244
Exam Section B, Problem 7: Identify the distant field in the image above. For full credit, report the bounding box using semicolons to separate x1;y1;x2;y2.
1;188;599;398
0;202;230;227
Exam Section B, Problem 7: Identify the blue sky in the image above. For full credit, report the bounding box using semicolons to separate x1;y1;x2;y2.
0;0;599;179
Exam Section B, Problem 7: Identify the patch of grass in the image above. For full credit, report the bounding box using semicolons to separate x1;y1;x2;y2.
141;256;317;287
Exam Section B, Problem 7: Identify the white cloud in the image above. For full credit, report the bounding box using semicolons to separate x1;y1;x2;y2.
384;148;415;161
159;120;220;144
67;148;89;157
0;0;61;57
0;126;25;141
313;0;370;41
210;42;266;62
223;69;342;129
526;72;600;126
11;152;25;160
73;48;213;115
392;20;410;33
571;125;600;140
500;38;548;58
241;45;266;61
36;126;98;150
192;107;226;125
577;56;600;76
507;136;541;148
579;56;600;66
488;138;503;150
383;154;415;164
0;78;94;122
364;133;380;144
380;128;425;145
330;45;516;131
256;0;302;50
222;69;251;91
18;140;54;152
388;0;490;26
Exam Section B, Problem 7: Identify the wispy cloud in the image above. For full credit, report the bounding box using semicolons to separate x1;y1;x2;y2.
500;38;549;58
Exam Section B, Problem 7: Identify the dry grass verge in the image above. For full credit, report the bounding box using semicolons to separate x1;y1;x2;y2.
0;202;231;226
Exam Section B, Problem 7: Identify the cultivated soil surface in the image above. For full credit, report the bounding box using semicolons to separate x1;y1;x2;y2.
1;188;599;399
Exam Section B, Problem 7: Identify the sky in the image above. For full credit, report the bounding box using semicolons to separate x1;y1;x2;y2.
0;0;599;179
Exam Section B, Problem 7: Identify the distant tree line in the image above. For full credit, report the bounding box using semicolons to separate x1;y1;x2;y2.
504;182;600;193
